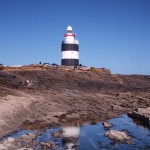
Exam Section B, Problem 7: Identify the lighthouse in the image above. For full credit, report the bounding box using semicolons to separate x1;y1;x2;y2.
61;26;79;66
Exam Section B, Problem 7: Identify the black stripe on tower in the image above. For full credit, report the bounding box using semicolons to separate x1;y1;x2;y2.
61;59;79;66
61;44;79;51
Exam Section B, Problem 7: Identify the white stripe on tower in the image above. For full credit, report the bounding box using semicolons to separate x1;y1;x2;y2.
62;51;79;59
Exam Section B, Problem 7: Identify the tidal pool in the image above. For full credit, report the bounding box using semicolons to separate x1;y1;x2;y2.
4;114;150;150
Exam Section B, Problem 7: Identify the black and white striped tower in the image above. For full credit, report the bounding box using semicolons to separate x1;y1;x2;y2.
61;26;79;66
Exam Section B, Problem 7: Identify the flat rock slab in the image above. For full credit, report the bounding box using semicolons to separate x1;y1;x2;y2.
104;130;131;142
138;107;150;116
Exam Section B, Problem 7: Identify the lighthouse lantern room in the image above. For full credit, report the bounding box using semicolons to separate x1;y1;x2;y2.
61;26;79;66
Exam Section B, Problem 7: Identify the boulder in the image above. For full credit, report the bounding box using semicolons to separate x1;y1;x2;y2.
53;131;62;138
102;121;113;129
7;137;16;143
104;130;131;141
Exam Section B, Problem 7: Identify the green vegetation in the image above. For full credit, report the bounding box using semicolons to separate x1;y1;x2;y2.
90;67;98;73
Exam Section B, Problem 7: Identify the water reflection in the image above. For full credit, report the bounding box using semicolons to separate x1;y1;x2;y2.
62;126;80;150
5;114;150;150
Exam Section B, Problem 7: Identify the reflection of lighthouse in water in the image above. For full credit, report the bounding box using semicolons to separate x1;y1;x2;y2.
61;26;79;66
62;126;80;150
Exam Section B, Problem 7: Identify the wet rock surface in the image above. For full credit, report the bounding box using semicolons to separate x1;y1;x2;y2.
0;131;59;150
102;121;113;129
39;141;56;149
0;65;150;138
52;131;62;138
0;133;36;150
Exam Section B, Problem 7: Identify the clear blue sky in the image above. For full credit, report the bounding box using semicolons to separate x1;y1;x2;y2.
0;0;150;74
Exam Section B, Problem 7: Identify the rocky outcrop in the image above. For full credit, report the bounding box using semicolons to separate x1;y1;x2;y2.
0;65;150;138
128;107;150;127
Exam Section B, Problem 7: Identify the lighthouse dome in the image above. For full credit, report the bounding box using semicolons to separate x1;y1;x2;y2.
67;25;72;31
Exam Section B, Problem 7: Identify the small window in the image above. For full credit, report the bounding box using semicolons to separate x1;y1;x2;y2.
68;30;72;33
